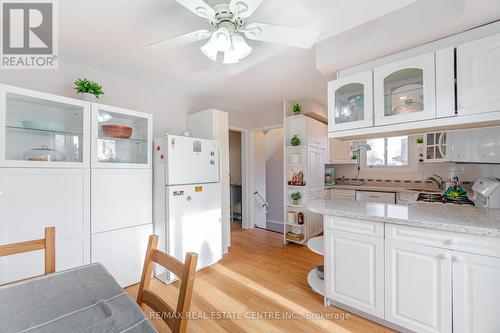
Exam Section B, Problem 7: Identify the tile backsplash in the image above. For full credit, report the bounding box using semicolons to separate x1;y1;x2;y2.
333;162;500;183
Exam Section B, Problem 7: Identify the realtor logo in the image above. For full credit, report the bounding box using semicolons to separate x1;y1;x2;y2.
1;0;58;69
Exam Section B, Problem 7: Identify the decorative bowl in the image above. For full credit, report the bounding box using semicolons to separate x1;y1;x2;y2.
101;125;133;139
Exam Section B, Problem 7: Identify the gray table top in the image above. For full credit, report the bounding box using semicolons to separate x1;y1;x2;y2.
0;263;158;333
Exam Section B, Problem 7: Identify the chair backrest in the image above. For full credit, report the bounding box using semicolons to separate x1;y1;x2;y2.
137;235;198;333
0;227;56;281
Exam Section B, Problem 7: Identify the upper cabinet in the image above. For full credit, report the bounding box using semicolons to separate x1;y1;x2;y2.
328;71;373;132
0;85;90;168
457;33;500;115
91;104;152;168
374;53;436;126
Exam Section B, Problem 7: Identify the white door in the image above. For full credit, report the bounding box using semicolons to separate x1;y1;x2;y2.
252;131;267;229
457;33;500;115
165;135;220;185
325;229;384;318
374;53;436;125
91;223;152;287
385;240;452;333
307;146;326;196
167;182;222;271
91;168;152;233
0;168;90;284
328;71;374;132
453;251;500;333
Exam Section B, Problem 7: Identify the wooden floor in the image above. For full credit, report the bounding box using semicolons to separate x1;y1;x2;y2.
126;228;395;333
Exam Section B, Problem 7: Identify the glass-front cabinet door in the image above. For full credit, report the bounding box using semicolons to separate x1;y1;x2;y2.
328;70;373;132
374;53;436;126
91;104;152;168
0;85;90;167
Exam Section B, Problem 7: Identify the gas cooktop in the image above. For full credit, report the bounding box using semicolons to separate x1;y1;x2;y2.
417;193;475;206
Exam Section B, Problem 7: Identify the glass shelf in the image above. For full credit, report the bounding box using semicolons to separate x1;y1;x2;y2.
5;92;85;163
98;137;147;143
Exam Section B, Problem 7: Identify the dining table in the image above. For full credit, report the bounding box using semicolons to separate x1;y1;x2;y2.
0;263;158;333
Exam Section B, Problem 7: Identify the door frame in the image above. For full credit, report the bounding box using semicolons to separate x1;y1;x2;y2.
231;124;282;231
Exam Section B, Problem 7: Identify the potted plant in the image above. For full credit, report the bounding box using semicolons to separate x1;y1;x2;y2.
291;192;302;205
292;103;302;114
351;154;358;161
290;135;301;147
416;136;424;162
74;78;104;101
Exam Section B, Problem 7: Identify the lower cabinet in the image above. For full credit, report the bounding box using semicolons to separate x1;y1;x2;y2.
453;252;500;333
91;224;152;287
325;229;384;318
385;240;452;333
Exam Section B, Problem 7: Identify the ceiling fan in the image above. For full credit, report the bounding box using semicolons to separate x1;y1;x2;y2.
145;0;320;64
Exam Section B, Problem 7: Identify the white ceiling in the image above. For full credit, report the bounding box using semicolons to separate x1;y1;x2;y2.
58;0;418;115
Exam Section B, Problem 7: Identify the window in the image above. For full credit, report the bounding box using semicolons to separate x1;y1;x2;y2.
366;136;408;167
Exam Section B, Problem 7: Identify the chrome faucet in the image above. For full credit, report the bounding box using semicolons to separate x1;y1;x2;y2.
426;174;444;191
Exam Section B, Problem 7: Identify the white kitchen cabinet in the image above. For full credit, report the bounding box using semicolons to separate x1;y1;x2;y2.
0;168;90;284
91;224;152;287
457;33;500;115
91;103;152;169
329;189;356;201
325;229;384;318
355;191;396;204
329;139;355;164
453;251;500;333
91;168;152;233
307;117;328;149
307;146;326;195
328;71;373;132
374;53;436;126
0;84;90;168
385;239;452;333
423;132;447;162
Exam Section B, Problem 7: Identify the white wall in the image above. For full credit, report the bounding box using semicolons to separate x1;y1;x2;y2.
265;129;284;226
229;131;242;185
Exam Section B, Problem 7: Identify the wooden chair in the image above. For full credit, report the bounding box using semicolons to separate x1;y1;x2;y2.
137;235;198;333
0;227;56;281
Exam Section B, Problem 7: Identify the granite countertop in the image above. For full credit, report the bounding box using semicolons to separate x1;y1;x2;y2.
309;199;500;238
325;184;441;194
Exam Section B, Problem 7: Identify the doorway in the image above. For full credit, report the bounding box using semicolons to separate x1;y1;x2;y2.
252;128;284;233
229;130;243;232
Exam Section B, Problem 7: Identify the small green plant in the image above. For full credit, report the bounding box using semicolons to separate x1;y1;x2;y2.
291;192;302;201
74;78;104;98
351;154;358;160
416;137;424;144
292;103;302;114
290;135;301;146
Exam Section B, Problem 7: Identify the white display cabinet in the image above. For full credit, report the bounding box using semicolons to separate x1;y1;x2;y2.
0;85;90;168
374;53;436;126
328;70;374;132
91;103;152;168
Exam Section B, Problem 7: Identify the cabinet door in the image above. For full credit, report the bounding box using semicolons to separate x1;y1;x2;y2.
325;229;384;318
328;71;373;132
307;118;328;149
329;139;355;164
91;168;152;233
423;132;447;162
91;223;152;287
457;33;500;115
0;168;90;284
385;240;452;333
374;53;436;125
453;252;500;333
307;147;325;194
91;103;152;168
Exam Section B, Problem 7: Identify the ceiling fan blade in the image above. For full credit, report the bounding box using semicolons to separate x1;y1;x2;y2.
244;23;320;49
175;0;215;19
229;0;264;19
145;30;211;50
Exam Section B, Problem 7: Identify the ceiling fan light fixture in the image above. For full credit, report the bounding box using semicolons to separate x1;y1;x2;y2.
201;40;217;61
223;35;251;64
210;27;232;52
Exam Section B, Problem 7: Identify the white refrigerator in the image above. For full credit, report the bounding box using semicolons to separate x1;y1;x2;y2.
153;135;222;283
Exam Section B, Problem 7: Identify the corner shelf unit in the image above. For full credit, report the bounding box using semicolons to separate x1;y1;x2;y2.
307;236;324;296
283;100;327;246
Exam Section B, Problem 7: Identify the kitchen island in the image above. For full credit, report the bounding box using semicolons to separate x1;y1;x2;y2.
309;198;500;333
